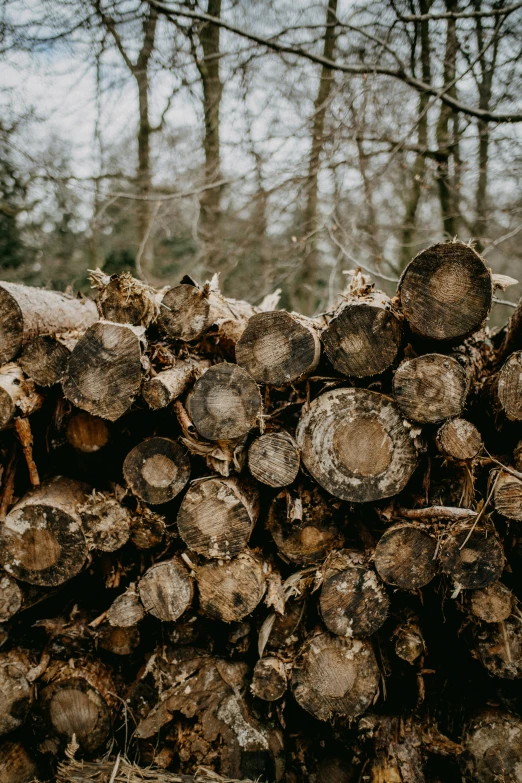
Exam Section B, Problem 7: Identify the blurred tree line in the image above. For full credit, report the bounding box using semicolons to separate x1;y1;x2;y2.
1;0;522;319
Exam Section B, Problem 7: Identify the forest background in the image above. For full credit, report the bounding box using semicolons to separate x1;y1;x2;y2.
2;0;522;324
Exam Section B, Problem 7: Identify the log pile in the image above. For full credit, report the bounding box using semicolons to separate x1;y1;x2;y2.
1;242;522;782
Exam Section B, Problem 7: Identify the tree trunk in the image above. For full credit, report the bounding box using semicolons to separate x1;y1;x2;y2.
300;0;338;314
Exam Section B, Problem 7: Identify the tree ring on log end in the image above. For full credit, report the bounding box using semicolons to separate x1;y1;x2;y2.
440;523;504;589
291;632;379;721
123;437;190;505
236;310;320;385
0;287;23;364
393;354;468;423
158;284;211;341
296;388;417;502
138;558;193;622
40;677;111;752
398;242;492;341
187;363;262;441
498;351;522;421
0;505;87;586
374;524;438;590
197;550;266;622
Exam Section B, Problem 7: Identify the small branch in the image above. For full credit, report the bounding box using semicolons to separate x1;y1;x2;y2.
398;506;477;521
14;417;40;487
0;444;17;521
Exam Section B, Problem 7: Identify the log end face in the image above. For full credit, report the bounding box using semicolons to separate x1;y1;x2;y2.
19;336;69;386
138;558;193;621
393;354;468;424
374;524;437;590
158;284;211;341
66;412;109;453
399;242;492;341
436;418;483;460
236;310;320;385
322;301;402;378
41;677;111;752
123;437;191;505
498;352;522;421
197;551;265;622
248;432;300;487
440;524;505;589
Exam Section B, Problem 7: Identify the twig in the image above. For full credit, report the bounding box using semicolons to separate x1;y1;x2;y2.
0;444;18;520
14;417;40;487
459;472;500;550
398;506;477;521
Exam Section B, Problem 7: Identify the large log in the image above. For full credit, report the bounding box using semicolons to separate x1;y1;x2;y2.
177;477;258;559
123;437;191;505
0;656;32;735
19;332;79;387
321;291;402;378
62;321;143;421
235;310;320;385
186;363;262;441
393;353;468;423
296;387;418;502
0;281;97;364
397;242;492;341
0;476;89;586
0;363;43;430
291;632;380;721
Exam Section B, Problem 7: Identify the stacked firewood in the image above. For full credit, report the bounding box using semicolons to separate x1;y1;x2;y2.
1;242;522;783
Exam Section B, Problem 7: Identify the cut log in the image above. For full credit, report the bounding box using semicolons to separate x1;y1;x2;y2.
142;359;210;410
186;363;262;441
397;242;492;341
65;412;109;453
158;281;256;344
296;387;418;502
462;710;522;783
235;310;320;385
0;739;37;783
62;321;143;421
38;659;115;752
197;550;266;622
374;523;438;590
439;522;505;589
107;585;145;627
470;582;513;623
138;558;193;622
319;550;389;638
177;477;258;559
360;715;428;783
248;431;300;487
493;469;522;520
123;437;191;505
0;573;23;621
130;507;166;549
291;632;380;721
475;618;522;679
0;363;43;430
251;656;287;701
0;281;97;365
0;476;89;586
98;624;140;656
78;492;131;552
0;658;32;735
321;291;402;378
90;270;161;327
497;351;522;421
266;485;344;564
436;417;483;460
19;333;78;387
393;614;425;664
393;354;468;424
514;440;522;472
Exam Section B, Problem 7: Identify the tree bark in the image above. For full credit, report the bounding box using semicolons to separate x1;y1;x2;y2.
142;359;210;410
0;363;43;430
301;0;338;315
0;281;97;365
